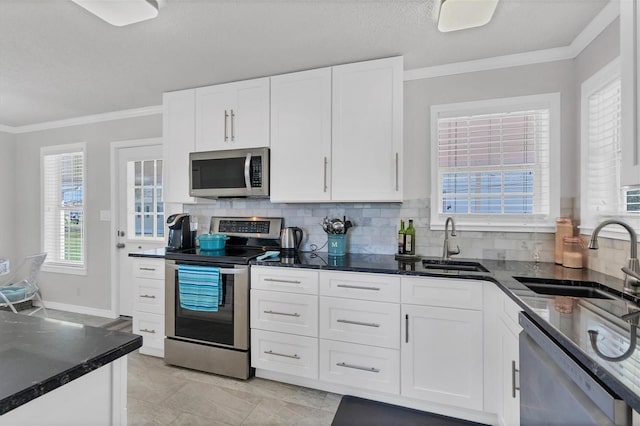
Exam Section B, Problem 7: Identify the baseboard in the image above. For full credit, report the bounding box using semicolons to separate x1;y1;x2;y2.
37;300;117;319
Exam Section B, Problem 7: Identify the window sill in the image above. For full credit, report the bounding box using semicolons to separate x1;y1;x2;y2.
430;220;555;233
42;264;87;276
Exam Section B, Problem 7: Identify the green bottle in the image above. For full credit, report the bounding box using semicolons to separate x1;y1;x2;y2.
398;219;406;254
405;219;416;255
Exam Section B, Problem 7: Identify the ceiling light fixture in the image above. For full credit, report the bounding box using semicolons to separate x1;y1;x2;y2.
71;0;160;27
433;0;499;33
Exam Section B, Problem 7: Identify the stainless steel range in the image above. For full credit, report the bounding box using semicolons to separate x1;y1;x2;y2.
164;216;282;379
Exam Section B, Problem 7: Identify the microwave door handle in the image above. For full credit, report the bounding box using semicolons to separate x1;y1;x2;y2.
244;153;252;191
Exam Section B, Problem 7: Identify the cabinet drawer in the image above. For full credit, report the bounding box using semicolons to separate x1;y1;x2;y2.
251;290;318;337
319;339;399;394
133;311;164;350
319;297;399;349
251;267;319;295
134;278;165;315
251;329;318;379
132;259;165;280
401;276;484;310
320;271;400;303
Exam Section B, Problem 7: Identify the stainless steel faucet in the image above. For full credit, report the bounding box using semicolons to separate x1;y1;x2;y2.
588;219;640;293
588;306;640;362
442;217;460;260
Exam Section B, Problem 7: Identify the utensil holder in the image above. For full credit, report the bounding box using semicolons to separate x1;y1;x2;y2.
328;234;346;256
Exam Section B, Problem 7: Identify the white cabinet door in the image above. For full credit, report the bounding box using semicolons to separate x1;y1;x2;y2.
621;0;640;186
331;56;403;202
270;68;332;202
196;78;270;152
498;319;520;426
401;304;484;410
163;89;197;203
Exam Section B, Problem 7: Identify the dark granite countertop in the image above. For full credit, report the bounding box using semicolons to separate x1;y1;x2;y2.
128;247;167;258
0;312;142;415
129;248;640;411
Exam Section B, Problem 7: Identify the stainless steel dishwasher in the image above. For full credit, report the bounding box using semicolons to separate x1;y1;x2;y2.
519;312;631;426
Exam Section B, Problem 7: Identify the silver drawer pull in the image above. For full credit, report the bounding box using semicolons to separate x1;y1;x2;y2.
264;310;301;317
140;328;156;334
140;294;156;299
264;278;302;284
264;350;300;359
337;319;380;328
336;362;380;373
337;284;380;291
139;267;156;271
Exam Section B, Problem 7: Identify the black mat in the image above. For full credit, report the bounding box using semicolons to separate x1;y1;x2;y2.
331;395;487;426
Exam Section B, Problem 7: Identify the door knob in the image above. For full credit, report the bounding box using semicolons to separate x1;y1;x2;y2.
116;243;125;249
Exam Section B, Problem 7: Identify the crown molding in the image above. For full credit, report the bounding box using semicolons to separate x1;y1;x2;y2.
1;105;162;134
404;0;620;81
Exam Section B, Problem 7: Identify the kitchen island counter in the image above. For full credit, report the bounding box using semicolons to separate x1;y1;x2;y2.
0;311;141;421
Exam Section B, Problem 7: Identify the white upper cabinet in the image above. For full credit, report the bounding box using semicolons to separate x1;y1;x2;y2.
270;67;333;202
195;77;270;151
163;89;197;204
270;56;403;203
332;57;403;202
621;0;640;186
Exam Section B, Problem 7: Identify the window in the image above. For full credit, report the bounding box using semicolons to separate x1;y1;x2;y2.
431;93;560;231
41;143;86;273
581;57;640;234
128;159;164;240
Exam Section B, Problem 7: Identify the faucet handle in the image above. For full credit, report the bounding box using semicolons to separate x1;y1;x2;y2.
449;245;461;256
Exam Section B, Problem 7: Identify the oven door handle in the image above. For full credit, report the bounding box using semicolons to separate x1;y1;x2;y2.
167;263;246;275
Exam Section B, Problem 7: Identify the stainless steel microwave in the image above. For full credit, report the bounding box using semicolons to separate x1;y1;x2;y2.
189;147;269;198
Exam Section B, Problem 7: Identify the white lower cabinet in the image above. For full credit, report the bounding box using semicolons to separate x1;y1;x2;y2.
131;258;165;357
497;292;522;426
251;329;319;379
401;303;484;410
319;339;400;394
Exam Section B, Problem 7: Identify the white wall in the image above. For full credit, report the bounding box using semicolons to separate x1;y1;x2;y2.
14;115;161;312
0;131;16;262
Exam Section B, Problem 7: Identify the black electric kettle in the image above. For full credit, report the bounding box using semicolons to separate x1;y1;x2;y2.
280;227;303;256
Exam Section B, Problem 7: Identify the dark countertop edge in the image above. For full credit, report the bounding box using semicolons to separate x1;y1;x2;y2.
0;336;142;416
128;252;165;259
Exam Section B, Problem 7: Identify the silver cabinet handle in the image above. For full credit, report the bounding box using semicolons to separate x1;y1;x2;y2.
323;157;328;192
224;110;229;141
264;350;300;359
140;294;156;299
337;319;380;328
511;360;520;398
264;278;302;284
395;152;399;191
140;328;156;334
405;314;409;343
337;284;381;291
139;267;156;271
336;362;380;373
230;109;235;141
264;310;300;317
244;153;252;191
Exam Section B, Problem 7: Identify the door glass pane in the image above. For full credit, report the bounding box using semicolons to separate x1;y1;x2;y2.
135;188;142;213
134;161;142;186
157;160;163;185
157;189;163;212
157;215;165;237
135;215;142;238
144;214;153;236
143;188;153;213
143;160;154;185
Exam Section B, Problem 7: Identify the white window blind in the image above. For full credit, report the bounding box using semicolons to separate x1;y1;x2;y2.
42;145;85;270
436;109;550;217
585;76;622;217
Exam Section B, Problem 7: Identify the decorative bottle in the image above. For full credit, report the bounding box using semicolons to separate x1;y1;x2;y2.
398;219;406;255
555;217;573;264
405;219;416;255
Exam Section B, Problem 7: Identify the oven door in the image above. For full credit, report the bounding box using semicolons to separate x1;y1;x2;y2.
165;260;249;350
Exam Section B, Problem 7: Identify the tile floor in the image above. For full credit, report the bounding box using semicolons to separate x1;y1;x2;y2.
28;309;342;426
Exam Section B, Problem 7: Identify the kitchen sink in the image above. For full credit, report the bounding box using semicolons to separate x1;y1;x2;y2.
421;258;489;273
514;277;614;299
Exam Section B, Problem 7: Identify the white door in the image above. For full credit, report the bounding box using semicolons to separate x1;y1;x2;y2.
401;304;484;410
115;143;165;317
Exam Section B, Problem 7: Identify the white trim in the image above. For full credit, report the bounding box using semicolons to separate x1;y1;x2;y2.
2;105;162;134
109;138;163;318
430;92;561;230
404;0;619;81
39;300;117;319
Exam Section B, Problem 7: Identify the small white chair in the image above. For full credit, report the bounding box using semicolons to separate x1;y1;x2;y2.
0;253;48;316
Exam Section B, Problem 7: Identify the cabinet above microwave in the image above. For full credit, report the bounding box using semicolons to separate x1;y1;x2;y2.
189;147;269;199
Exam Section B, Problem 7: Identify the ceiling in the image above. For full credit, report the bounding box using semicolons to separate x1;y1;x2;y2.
0;0;610;128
